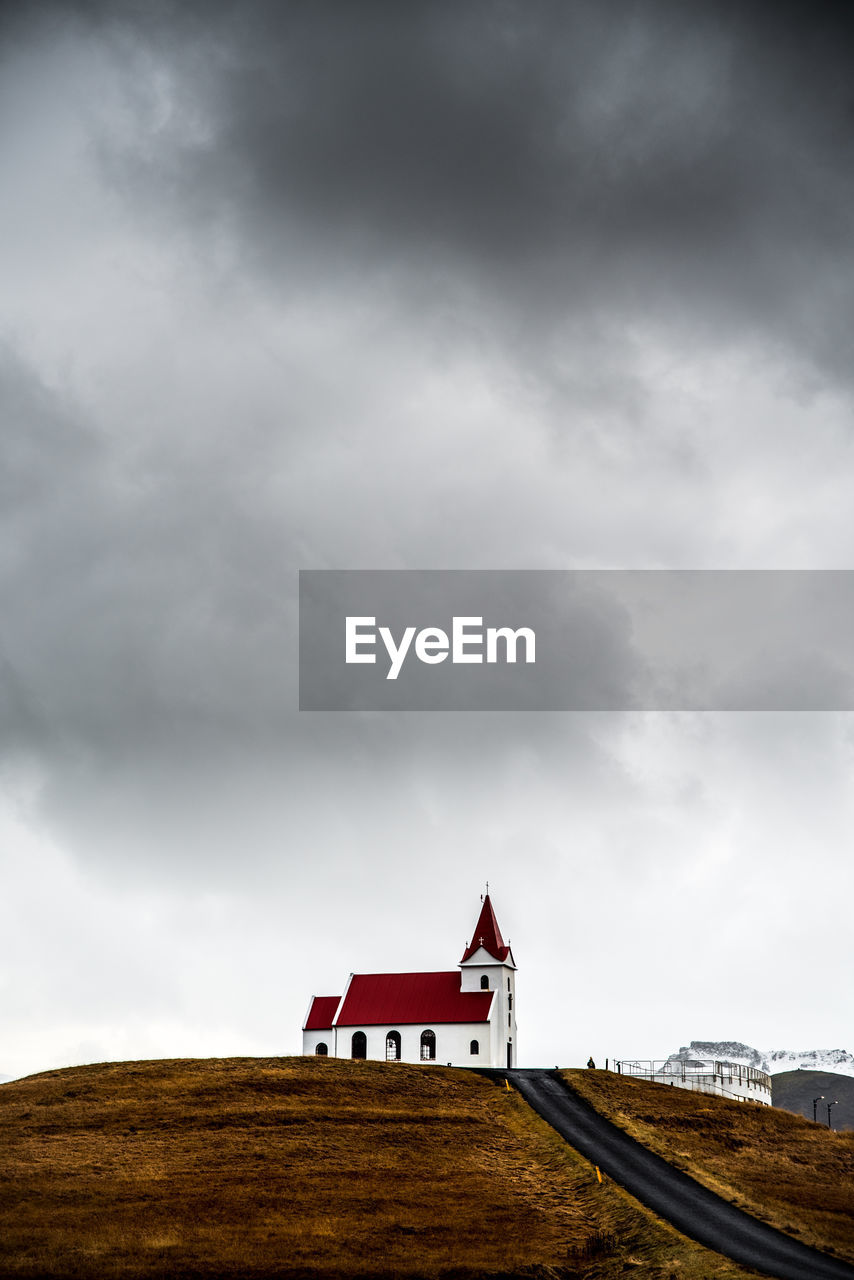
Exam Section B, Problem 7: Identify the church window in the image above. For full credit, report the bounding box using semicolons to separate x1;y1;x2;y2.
351;1031;367;1060
315;1042;328;1056
385;1031;401;1061
420;1029;436;1060
508;993;512;1009
470;1040;479;1055
480;975;489;989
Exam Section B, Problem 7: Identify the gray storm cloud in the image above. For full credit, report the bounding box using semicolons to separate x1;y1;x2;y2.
94;1;854;378
1;0;852;819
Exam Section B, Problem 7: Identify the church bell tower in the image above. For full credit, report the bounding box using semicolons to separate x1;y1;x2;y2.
459;891;517;1068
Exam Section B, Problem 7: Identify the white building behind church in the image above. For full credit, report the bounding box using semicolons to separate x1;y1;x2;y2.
302;894;517;1068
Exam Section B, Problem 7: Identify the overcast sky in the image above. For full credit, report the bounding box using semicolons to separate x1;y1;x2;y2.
2;0;854;1079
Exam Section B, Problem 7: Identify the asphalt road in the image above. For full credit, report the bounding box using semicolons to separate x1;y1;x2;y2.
506;1069;854;1280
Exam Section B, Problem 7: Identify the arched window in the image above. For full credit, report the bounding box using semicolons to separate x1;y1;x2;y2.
420;1029;436;1061
385;1030;401;1061
480;975;489;989
470;1039;479;1055
351;1031;367;1060
315;1042;328;1056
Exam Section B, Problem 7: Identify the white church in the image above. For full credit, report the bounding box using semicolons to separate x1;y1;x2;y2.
302;893;517;1068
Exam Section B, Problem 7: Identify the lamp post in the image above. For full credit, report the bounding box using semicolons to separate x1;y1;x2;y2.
813;1095;824;1123
827;1100;838;1129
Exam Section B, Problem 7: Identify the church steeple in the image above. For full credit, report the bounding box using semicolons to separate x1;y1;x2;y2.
460;893;511;964
458;890;517;1068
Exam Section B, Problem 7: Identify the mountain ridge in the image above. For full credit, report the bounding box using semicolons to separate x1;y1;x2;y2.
666;1041;854;1078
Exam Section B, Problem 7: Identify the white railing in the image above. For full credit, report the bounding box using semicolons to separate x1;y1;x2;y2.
611;1058;771;1104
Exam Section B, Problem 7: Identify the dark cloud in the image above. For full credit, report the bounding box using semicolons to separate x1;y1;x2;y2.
85;1;854;378
2;2;853;806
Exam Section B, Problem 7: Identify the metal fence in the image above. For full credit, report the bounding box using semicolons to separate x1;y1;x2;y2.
611;1058;772;1103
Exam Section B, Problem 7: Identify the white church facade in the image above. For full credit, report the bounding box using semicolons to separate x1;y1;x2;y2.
302;894;517;1068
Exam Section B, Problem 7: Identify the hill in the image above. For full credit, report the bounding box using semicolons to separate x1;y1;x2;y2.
772;1069;854;1130
0;1057;849;1279
568;1067;854;1266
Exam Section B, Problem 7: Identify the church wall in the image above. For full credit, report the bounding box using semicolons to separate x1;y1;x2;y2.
331;1021;493;1066
302;1028;334;1057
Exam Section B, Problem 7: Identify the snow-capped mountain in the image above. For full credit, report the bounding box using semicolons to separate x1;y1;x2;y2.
666;1041;854;1078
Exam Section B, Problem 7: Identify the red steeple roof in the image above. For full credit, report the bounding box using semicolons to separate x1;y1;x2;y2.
460;894;510;963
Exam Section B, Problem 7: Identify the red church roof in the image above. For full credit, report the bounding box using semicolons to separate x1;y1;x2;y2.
460;894;510;963
304;995;341;1031
335;971;493;1027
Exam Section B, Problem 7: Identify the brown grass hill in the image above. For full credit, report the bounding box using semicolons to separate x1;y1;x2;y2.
567;1067;854;1266
0;1055;851;1279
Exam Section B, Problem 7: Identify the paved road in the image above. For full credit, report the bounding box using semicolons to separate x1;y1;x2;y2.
506;1068;854;1280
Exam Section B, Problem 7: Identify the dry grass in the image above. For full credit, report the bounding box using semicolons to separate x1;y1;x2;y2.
565;1067;854;1265
0;1056;767;1280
